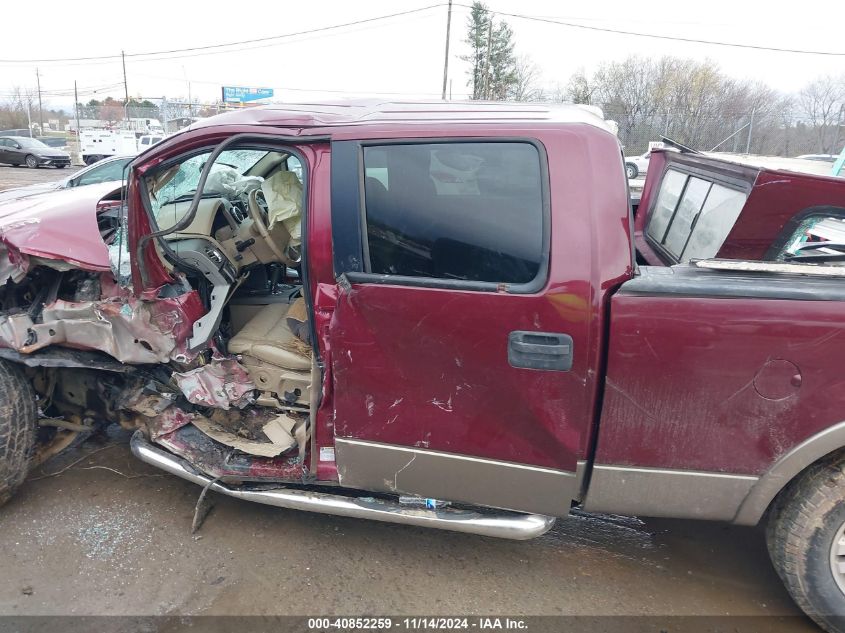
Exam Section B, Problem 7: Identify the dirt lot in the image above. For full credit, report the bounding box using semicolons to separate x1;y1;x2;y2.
0;427;817;630
0;164;77;192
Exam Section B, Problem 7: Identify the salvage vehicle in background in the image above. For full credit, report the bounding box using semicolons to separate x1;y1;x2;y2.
80;130;164;165
0;154;133;203
0;135;71;168
2;101;845;631
624;150;650;178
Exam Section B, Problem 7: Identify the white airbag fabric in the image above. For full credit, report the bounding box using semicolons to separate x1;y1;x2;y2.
260;171;303;246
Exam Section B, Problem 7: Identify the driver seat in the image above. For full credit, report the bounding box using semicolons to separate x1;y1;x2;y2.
229;301;311;405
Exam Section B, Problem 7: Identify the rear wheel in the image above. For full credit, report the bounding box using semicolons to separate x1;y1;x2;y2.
0;360;37;508
625;163;638;179
25;155;38;168
767;451;845;632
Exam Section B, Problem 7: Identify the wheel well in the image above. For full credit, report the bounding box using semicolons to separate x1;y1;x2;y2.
734;421;845;525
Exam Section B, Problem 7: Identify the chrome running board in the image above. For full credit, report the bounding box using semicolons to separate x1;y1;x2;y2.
130;432;555;540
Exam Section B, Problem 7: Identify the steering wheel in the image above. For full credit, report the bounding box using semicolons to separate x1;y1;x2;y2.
247;188;295;265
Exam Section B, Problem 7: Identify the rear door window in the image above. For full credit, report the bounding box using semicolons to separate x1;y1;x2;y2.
361;142;545;285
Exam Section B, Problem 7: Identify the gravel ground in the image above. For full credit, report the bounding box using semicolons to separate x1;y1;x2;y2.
0;428;818;630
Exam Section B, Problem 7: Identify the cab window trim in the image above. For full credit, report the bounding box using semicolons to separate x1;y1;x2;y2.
644;164;750;265
332;136;551;295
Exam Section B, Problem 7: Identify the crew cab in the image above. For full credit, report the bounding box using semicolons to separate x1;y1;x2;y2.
1;101;845;631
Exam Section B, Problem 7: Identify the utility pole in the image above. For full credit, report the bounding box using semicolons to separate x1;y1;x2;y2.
74;81;81;162
481;13;493;100
35;68;43;135
122;50;129;121
440;0;452;100
746;108;755;154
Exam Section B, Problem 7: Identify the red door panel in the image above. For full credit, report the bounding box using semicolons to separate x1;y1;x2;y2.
330;283;590;471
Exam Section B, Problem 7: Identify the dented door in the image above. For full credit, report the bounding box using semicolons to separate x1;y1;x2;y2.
323;134;632;517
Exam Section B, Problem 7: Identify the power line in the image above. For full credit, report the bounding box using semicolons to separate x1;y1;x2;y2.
0;4;446;64
458;4;845;56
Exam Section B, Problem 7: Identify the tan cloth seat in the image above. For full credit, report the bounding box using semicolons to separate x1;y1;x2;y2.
228;303;311;371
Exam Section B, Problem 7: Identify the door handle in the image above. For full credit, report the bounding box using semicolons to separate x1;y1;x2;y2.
508;331;573;371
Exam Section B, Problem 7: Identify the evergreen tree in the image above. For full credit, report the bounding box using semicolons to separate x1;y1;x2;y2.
461;2;518;100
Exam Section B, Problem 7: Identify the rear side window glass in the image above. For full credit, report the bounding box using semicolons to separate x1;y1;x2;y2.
647;169;686;241
663;177;711;255
647;168;747;262
682;185;746;260
362;142;544;284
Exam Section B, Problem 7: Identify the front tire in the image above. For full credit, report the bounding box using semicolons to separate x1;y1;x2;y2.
25;155;38;169
767;451;845;632
0;360;37;508
625;163;638;179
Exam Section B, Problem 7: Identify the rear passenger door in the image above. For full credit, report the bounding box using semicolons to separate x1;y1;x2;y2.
327;139;590;517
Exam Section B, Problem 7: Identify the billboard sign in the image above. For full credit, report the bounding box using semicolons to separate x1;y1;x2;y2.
221;86;274;103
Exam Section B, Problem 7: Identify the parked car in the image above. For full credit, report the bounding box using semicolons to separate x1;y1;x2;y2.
3;101;845;631
36;136;69;150
0;136;71;168
624;151;650;179
0;154;133;203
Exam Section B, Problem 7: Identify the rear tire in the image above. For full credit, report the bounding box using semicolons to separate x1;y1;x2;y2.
0;360;37;508
625;163;638;179
767;451;845;633
25;155;38;169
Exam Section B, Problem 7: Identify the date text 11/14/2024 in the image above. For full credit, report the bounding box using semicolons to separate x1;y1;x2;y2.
307;617;528;630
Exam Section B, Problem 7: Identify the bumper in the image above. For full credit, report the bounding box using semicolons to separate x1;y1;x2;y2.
38;156;71;167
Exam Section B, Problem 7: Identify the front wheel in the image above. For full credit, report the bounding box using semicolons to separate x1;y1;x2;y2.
25;155;38;168
625;163;638;179
56;164;67;169
767;452;845;632
0;360;38;507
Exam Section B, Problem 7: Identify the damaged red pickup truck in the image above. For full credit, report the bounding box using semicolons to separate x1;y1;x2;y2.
2;101;845;630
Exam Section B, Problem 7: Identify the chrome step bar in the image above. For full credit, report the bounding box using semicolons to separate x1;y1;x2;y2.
130;433;555;540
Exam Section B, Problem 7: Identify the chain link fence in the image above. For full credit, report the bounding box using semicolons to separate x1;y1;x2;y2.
606;109;845;158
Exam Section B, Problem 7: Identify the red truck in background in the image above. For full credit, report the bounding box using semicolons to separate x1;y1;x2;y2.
0;101;844;630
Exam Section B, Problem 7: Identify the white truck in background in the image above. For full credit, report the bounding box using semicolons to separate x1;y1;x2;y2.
80;130;164;165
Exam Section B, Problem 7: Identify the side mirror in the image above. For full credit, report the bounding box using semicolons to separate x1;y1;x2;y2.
13;144;21;150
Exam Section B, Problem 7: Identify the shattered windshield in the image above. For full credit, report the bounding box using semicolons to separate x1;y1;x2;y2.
148;149;267;215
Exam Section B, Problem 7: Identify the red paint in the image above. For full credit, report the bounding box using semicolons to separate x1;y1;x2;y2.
324;126;631;472
0;181;119;271
634;150;845;266
596;293;845;474
119;102;844;493
721;170;845;260
126;104;632;478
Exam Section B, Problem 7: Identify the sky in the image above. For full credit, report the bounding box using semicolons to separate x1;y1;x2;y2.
1;0;843;110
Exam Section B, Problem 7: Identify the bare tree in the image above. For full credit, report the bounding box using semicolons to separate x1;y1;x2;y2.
0;86;37;131
798;75;845;153
563;70;593;104
510;56;541;101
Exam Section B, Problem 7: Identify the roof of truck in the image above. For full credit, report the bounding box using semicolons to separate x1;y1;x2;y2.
189;99;616;132
701;152;840;178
